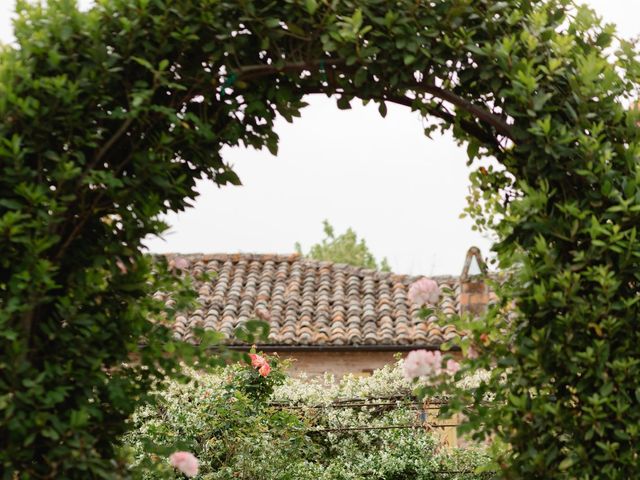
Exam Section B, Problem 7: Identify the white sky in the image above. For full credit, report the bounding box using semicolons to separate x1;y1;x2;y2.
1;1;638;275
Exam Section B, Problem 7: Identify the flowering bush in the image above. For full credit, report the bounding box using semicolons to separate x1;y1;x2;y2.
123;359;492;479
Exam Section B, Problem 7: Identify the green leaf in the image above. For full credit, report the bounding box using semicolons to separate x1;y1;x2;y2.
351;9;363;31
467;141;479;160
403;54;416;65
559;457;576;470
354;67;367;87
0;199;22;210
378;101;387;118
265;18;281;28
336;96;352;110
216;169;242;186
466;44;486;56
131;56;154;71
304;0;318;15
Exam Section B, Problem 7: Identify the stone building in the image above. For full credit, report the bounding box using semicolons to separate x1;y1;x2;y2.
165;247;491;377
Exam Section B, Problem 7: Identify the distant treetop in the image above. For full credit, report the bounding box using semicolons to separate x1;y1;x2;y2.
295;220;390;272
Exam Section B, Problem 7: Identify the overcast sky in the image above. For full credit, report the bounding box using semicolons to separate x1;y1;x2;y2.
1;1;638;275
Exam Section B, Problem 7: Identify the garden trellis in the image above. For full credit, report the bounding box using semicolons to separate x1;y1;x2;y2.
268;394;488;479
270;396;461;433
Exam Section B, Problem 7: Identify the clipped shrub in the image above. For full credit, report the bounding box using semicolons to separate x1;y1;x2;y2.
2;0;639;477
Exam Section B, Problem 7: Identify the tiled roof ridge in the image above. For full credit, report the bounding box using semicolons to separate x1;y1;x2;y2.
161;252;460;282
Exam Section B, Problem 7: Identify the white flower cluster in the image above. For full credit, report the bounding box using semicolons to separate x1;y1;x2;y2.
272;361;413;404
455;368;491;390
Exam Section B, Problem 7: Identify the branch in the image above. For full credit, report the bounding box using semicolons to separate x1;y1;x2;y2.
231;59;515;141
235;58;344;82
304;87;503;151
411;81;514;139
381;93;504;150
94;117;134;165
54;84;204;263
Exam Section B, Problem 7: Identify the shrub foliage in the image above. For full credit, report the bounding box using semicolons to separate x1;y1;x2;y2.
1;0;639;478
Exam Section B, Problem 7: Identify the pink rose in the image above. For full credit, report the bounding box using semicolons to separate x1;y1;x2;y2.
403;349;442;379
403;350;431;379
169;451;199;477
407;278;440;306
249;353;271;377
258;362;271;377
446;359;461;375
169;257;190;271
249;353;266;368
424;350;442;374
467;345;479;359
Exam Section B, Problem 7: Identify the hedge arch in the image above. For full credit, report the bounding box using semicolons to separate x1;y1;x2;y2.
1;0;640;478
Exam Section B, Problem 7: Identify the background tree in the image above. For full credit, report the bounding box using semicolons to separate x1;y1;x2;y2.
295;220;390;271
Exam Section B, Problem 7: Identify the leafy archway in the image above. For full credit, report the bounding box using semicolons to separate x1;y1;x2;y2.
1;0;639;477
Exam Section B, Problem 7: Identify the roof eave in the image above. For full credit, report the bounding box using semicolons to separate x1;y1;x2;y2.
225;344;459;352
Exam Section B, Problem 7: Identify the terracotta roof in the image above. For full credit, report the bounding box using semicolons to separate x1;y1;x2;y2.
159;253;462;348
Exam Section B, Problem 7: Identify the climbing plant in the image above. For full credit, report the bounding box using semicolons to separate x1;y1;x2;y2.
1;0;639;478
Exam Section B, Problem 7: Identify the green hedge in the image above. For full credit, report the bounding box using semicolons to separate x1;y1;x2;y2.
2;0;640;477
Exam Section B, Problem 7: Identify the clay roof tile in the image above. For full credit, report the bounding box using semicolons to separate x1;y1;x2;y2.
162;253;476;348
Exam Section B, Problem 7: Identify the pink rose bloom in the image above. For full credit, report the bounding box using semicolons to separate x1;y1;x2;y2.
249;353;271;376
170;257;190;271
407;278;440;306
424;350;442;374
169;451;199;477
467;345;479;360
446;359;461;375
403;349;442;379
249;353;266;368
115;258;127;274
258;362;271;377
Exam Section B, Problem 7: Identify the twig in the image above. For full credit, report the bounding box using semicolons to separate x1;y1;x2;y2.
93;117;134;165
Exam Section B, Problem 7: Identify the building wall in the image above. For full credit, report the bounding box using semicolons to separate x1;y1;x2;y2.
272;349;462;378
274;350;403;378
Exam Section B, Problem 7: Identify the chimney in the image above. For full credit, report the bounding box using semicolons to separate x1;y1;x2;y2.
459;247;489;316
